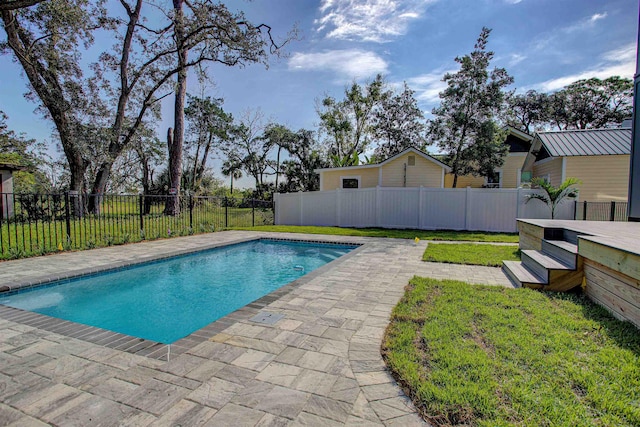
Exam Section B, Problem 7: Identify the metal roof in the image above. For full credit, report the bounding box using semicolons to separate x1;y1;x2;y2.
535;128;631;157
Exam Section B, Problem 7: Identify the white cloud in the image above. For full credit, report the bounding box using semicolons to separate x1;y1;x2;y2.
315;0;436;43
535;43;636;92
508;53;527;66
504;0;523;4
288;49;388;80
403;69;456;105
564;11;608;33
589;12;607;23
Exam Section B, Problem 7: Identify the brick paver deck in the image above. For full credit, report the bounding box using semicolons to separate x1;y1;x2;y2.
0;231;513;426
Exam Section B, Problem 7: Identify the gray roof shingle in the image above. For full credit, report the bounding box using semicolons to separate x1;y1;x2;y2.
536;128;631;156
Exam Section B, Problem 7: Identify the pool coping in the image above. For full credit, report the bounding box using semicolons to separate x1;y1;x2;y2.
0;235;367;360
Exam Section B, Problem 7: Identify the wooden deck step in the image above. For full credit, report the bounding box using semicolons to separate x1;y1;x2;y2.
502;261;547;288
521;250;575;282
541;240;578;268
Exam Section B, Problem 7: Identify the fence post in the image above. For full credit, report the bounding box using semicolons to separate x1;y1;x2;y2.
64;192;71;242
273;193;279;225
375;186;381;227
335;189;341;227
464;186;472;231
583;201;587;220
418;186;424;229
610;201;616;221
299;191;304;226
189;195;193;229
252;198;255;227
138;195;144;234
224;197;228;228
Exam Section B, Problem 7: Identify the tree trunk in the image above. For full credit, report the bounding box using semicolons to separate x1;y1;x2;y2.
165;127;181;215
88;160;113;214
165;0;187;216
1;9;87;200
275;146;282;192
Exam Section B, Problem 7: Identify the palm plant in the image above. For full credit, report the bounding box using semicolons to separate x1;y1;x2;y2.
525;177;581;219
221;160;243;194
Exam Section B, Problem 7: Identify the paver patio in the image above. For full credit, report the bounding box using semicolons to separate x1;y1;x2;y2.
0;231;513;426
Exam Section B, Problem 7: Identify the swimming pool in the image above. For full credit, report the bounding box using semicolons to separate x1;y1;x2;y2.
0;239;357;344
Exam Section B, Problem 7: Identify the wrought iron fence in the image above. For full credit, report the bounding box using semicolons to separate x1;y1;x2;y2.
574;200;628;222
0;192;273;259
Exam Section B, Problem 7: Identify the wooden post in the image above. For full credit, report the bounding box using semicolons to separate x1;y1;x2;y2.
610;201;616;221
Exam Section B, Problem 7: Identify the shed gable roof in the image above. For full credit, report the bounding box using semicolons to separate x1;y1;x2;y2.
535;128;631;157
315;147;452;173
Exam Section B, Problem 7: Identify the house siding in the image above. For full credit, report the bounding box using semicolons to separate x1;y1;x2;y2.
499;154;527;188
565;155;629;202
381;153;443;187
443;174;485;188
320;168;379;191
533;158;563;186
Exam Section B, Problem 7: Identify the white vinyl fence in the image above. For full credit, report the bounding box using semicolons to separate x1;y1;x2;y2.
274;187;575;233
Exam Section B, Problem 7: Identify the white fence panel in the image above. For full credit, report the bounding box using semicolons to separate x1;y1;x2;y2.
467;189;519;232
339;188;377;227
517;190;576;220
300;191;337;226
275;187;578;232
420;188;466;230
378;188;420;228
275;193;302;225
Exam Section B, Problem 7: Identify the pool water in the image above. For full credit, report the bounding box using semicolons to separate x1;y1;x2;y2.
0;239;357;344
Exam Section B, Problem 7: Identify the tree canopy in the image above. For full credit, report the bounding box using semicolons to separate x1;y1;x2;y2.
429;27;513;188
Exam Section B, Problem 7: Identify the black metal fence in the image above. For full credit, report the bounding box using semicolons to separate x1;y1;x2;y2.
574;200;628;222
0;193;273;259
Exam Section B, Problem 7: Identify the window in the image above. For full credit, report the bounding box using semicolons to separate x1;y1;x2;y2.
521;171;532;183
407;155;416;166
342;178;359;189
485;171;501;188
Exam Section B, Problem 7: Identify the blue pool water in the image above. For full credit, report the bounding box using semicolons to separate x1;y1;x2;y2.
0;239;357;344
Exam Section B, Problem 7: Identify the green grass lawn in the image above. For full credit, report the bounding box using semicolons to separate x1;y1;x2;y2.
1;207;273;260
230;225;519;243
383;277;640;426
423;243;520;267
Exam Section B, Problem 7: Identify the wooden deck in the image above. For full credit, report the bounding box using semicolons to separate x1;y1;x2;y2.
517;219;640;328
518;219;640;256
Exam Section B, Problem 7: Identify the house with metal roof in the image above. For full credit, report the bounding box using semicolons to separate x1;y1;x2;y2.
522;127;632;202
317;127;534;191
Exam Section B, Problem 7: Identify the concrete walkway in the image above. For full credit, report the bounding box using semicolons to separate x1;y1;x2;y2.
0;231;513;426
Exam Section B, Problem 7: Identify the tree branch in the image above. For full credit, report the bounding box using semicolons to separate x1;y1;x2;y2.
0;0;46;12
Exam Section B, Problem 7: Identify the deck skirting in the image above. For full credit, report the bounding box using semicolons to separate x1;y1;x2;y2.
584;258;640;328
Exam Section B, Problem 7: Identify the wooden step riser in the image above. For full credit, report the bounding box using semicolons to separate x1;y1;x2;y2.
541;241;577;268
546;270;584;292
501;261;547;288
521;252;550;282
562;230;580;245
502;263;521;287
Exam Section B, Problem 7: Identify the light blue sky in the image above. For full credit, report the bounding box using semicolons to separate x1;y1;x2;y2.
0;0;637;188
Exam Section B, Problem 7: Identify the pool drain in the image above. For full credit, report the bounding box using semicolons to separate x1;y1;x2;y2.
249;311;285;325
